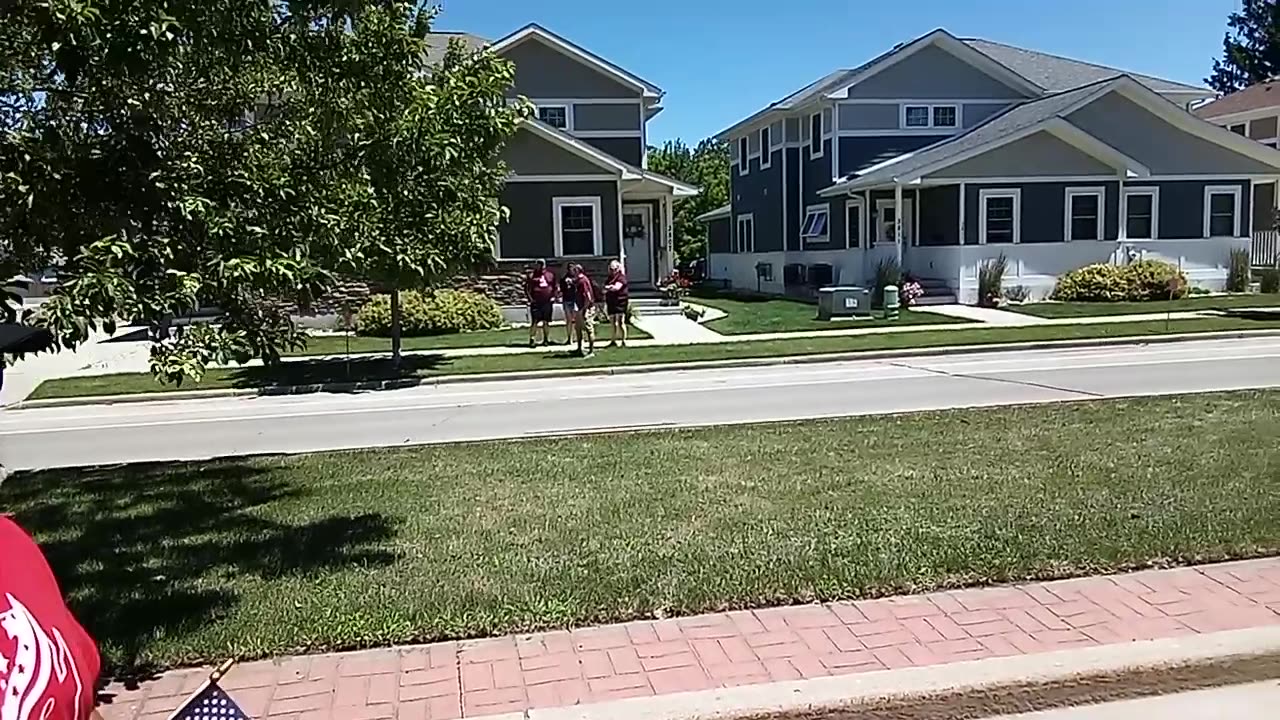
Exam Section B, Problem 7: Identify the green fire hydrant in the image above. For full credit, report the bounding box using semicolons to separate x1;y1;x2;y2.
883;284;900;320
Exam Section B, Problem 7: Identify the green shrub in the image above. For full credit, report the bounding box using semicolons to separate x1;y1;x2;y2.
1052;263;1129;302
1261;268;1280;294
1052;261;1187;302
1124;259;1188;301
356;289;503;337
1226;248;1251;293
977;254;1008;307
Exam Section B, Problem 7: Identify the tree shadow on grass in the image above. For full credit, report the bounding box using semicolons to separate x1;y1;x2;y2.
1218;308;1280;322
0;460;400;682
226;353;453;391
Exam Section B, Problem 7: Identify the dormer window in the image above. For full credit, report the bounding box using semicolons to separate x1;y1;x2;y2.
537;105;569;130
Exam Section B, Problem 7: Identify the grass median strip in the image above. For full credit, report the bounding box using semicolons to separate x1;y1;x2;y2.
291;321;649;356
28;316;1280;400
4;389;1278;673
693;294;963;334
1011;294;1280;318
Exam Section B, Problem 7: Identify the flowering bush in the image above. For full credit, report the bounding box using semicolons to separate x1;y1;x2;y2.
658;270;692;304
900;279;924;306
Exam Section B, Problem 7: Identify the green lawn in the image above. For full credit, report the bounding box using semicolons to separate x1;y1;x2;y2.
29;315;1280;400
1012;294;1280;318
5;390;1278;674
693;293;965;334
293;321;648;356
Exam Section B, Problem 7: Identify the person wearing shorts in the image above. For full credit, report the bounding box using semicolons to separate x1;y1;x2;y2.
571;264;596;358
604;260;630;347
525;260;556;347
559;270;579;345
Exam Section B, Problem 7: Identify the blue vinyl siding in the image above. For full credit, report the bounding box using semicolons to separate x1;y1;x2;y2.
801;136;834;217
785;147;801;250
731;144;784;252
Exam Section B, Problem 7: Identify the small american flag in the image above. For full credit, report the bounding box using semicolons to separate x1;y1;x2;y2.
167;660;252;720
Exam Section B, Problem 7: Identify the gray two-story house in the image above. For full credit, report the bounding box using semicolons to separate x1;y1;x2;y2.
704;29;1280;303
434;24;697;302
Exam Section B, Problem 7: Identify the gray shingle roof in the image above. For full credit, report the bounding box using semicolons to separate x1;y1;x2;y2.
424;31;489;67
826;80;1110;192
963;39;1210;96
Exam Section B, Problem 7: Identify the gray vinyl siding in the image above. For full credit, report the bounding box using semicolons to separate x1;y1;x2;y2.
931;131;1115;178
838;103;900;131
1253;182;1275;231
505;127;610;176
1067;94;1278;175
918;185;960;245
501;39;639;99
837;135;949;176
962;103;1010;127
732;143;784;252
1126;180;1252;239
845;45;1029;100
707;217;732;254
573;103;641;132
581;137;643;166
963;182;1120;244
499;181;620;258
785;147;801;251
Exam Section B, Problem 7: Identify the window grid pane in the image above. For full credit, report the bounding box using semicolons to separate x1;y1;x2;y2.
1125;194;1153;239
985;197;1014;244
932;106;957;127
1069;194;1100;240
538;106;567;129
1209;193;1236;236
905;106;929;127
560;205;596;255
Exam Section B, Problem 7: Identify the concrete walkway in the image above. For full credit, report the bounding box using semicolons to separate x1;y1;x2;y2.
925;303;1055;325
630;313;724;342
98;557;1280;720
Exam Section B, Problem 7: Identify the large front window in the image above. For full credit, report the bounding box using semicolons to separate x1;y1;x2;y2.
553;197;601;256
1065;187;1104;241
1123;188;1158;240
979;189;1020;244
1204;186;1241;237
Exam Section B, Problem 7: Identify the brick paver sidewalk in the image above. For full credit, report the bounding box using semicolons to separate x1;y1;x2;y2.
101;558;1280;720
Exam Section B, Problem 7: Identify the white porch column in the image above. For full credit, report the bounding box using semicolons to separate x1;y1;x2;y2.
616;182;626;266
958;182;966;245
662;193;675;279
894;182;904;268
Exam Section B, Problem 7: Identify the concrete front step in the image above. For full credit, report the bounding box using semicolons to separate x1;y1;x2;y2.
913;294;959;306
632;304;685;316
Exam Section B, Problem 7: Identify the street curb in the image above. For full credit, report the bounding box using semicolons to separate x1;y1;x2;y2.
14;329;1280;410
528;626;1280;720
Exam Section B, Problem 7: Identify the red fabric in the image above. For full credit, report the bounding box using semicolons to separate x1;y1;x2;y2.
574;273;595;307
526;270;556;303
606;270;629;301
0;516;100;720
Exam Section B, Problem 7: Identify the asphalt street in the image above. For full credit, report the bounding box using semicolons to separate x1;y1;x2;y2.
2;336;1278;470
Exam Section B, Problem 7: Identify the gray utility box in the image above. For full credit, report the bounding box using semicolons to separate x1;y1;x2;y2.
817;286;872;320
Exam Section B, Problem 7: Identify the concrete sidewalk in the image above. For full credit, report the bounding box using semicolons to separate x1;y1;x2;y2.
98;557;1280;720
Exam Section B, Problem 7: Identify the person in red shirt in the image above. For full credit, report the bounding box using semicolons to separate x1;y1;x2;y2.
604;260;630;348
570;264;596;358
0;516;102;720
524;260;557;348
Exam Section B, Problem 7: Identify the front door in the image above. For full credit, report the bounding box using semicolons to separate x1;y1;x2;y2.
622;204;653;286
874;198;914;247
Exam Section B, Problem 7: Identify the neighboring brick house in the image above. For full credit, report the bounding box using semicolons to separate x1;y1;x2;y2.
704;29;1280;303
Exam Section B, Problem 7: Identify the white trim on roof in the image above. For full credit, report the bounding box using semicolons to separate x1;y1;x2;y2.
696;204;731;222
490;24;662;98
519;120;640;179
822;30;1043;101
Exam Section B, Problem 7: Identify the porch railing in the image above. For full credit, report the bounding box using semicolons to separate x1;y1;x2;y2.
1253;230;1280;268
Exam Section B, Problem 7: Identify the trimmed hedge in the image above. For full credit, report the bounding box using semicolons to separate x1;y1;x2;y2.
356;289;504;337
1052;261;1188;303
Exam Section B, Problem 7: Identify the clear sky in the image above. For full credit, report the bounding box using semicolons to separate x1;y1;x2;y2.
436;0;1240;144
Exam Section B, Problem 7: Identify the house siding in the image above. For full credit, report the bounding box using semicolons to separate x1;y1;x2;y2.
837;135;949;177
785;146;801;250
499;181;620;259
582;137;643;166
844;45;1029;100
707;217;732;254
573;103;642;131
502;39;639;99
732;144;784;252
837;103;900;131
963;182;1120;244
1125;180;1252;239
962;103;1010;127
931;131;1116;178
801;136;835;220
505;128;611;176
1067;94;1277;175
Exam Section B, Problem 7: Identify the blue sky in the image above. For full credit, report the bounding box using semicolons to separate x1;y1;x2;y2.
436;0;1240;144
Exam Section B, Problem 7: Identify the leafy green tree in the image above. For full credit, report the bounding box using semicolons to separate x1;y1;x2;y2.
1208;0;1280;93
647;138;728;265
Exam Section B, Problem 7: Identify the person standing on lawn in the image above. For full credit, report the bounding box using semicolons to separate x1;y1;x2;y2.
571;264;596;358
559;268;579;346
525;260;556;348
604;260;630;348
1;515;104;720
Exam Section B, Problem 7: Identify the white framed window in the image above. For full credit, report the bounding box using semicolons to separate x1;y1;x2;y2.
809;112;824;158
759;126;772;169
979;188;1020;245
845;198;864;248
735;214;755;253
801;205;829;243
1229;123;1247;136
1064;186;1105;242
1204;185;1242;238
902;104;959;129
1121;187;1159;240
537;104;570;130
552;196;602;257
738;136;748;174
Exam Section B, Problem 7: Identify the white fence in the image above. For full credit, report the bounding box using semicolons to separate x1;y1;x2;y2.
1253;230;1280;268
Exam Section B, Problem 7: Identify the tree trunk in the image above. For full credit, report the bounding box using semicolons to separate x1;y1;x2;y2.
390;284;402;370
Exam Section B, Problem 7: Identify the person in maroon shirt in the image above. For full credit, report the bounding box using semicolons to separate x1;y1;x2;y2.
570;265;596;358
524;260;557;347
604;260;630;348
0;516;103;720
